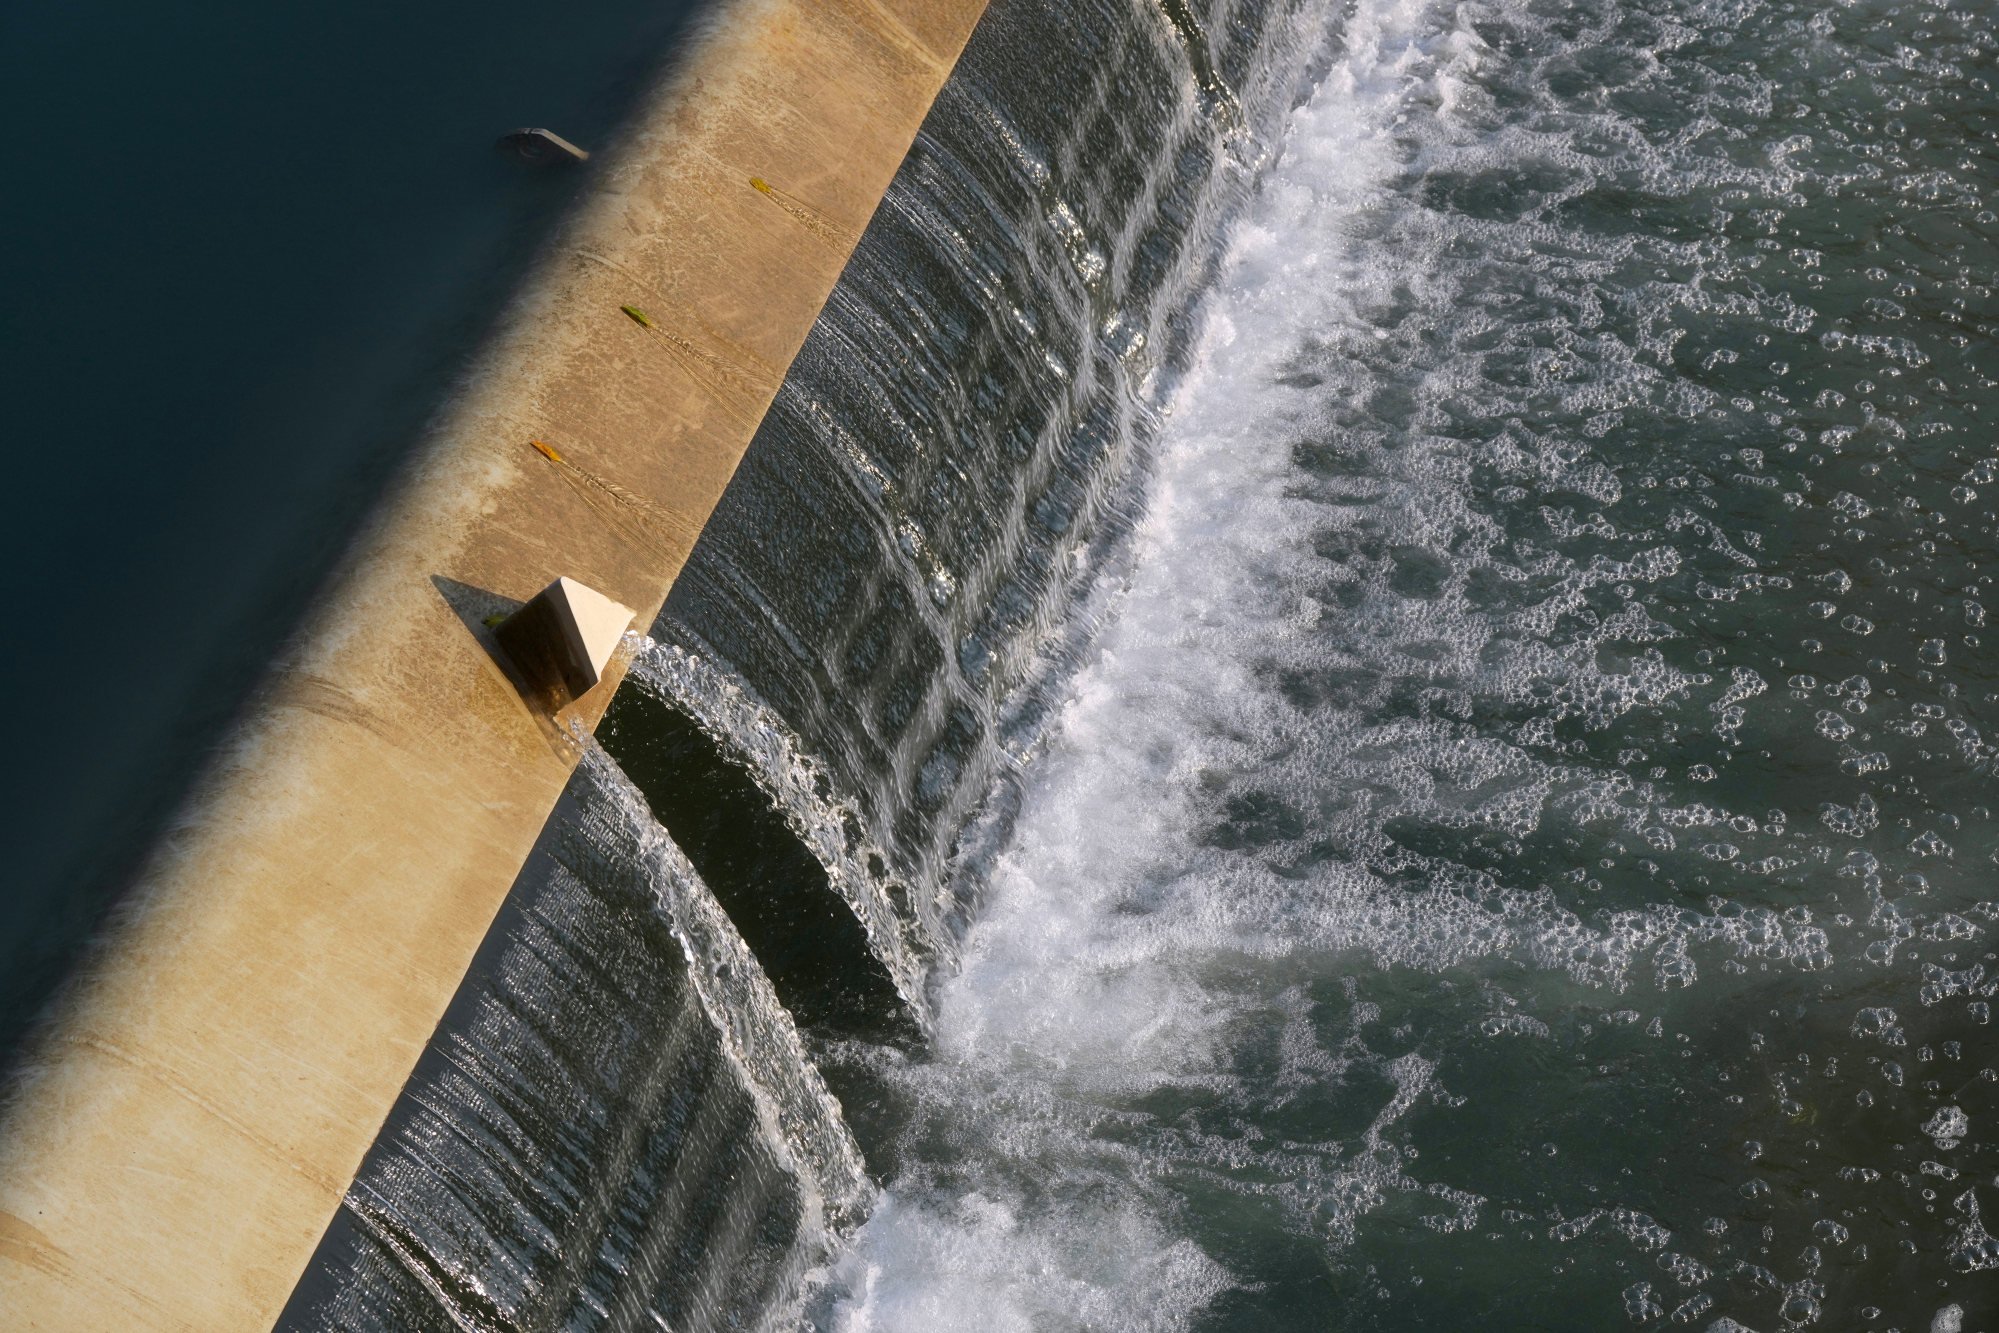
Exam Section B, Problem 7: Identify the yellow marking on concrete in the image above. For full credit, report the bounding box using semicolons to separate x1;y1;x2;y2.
0;1;990;1328
534;438;700;528
531;438;694;563
750;175;861;247
574;247;785;385
616;301;768;419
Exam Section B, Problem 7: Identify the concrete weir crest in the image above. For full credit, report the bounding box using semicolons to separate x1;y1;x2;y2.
0;0;988;1326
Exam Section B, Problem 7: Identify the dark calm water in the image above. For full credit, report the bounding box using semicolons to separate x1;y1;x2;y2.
0;0;706;1062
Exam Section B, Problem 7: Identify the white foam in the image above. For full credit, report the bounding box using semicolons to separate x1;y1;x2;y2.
821;1192;1229;1333
815;0;1999;1320
816;1;1488;1323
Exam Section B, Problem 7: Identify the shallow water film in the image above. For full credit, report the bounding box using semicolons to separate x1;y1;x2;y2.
804;0;1999;1328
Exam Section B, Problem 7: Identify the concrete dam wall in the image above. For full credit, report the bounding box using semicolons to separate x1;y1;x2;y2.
0;1;987;1326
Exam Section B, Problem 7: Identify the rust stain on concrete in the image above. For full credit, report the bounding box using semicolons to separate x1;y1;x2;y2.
0;1;988;1327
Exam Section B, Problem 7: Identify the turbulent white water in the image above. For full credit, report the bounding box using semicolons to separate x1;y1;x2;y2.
811;0;1999;1325
817;4;1485;1324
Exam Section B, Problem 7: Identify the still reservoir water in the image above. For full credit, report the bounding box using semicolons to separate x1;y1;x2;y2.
0;0;705;1060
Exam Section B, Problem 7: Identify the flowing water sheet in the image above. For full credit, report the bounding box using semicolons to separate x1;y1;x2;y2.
286;746;868;1333
623;638;932;1019
657;0;1345;950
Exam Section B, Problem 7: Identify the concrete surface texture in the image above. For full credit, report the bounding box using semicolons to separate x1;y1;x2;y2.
0;0;988;1326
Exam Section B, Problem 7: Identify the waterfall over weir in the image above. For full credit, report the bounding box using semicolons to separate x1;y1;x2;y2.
284;745;870;1332
616;640;930;1028
290;0;1999;1323
655;0;1340;947
287;1;1335;1328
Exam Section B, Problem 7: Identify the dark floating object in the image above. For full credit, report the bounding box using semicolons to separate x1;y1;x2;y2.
497;127;591;165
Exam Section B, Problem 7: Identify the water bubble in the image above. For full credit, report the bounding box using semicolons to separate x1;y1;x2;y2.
1852;1007;1906;1045
1779;1280;1824;1326
1946;1191;1999;1272
1910;831;1954;858
1924;1107;1969;1150
1622;1281;1664;1323
1668;1292;1712;1323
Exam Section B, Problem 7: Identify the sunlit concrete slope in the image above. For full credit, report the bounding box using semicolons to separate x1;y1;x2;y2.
0;1;986;1326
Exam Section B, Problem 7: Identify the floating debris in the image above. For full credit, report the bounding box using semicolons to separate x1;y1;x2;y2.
495;127;590;164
